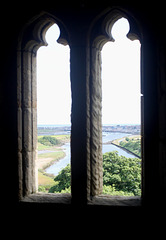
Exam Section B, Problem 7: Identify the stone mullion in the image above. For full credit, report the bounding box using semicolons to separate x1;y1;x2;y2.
90;47;103;196
70;43;90;205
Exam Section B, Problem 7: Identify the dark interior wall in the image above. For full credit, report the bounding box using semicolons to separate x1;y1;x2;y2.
1;1;166;218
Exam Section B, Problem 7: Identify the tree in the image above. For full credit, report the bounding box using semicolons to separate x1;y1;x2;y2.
103;151;141;195
38;136;60;146
49;164;71;193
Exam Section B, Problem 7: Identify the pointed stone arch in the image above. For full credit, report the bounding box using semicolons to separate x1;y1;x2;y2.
90;8;142;50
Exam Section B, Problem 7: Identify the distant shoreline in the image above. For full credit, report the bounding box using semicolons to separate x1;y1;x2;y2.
37;124;140;136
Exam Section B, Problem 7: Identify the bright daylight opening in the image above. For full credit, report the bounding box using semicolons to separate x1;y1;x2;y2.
37;24;71;194
102;18;142;196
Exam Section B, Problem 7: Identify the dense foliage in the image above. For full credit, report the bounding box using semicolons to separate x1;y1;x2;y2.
49;151;141;196
38;136;60;146
120;137;141;157
103;151;141;196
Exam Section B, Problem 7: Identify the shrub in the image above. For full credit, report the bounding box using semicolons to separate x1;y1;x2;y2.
103;151;141;196
38;136;60;146
49;164;71;193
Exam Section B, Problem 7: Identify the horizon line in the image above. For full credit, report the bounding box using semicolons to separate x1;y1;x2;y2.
37;123;140;126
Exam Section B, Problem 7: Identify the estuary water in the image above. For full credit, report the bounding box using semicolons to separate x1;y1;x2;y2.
45;132;136;176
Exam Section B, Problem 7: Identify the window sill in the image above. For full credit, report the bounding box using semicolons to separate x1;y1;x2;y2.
20;193;141;207
88;195;141;207
20;193;71;204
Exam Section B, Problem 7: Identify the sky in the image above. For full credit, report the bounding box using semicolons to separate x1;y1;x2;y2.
102;18;141;124
37;24;71;125
37;18;141;125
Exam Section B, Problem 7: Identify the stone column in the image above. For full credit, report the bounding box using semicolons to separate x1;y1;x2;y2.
90;47;103;196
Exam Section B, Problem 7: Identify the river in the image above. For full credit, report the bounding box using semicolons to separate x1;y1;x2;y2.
45;132;136;176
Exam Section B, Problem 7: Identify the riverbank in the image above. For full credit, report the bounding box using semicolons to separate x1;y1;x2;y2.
111;134;140;145
37;150;66;170
111;142;141;158
111;135;141;158
37;134;70;166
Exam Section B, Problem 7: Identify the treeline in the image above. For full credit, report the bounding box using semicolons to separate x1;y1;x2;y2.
38;136;60;146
